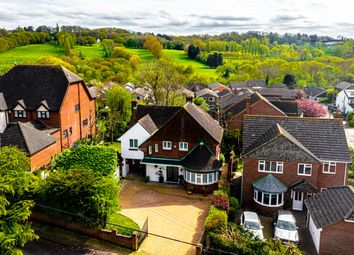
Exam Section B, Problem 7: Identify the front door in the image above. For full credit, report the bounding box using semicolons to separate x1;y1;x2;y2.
292;191;303;211
166;166;179;182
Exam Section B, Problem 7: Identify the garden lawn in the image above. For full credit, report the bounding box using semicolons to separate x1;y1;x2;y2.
106;212;139;236
163;49;216;75
75;43;104;59
0;43;63;74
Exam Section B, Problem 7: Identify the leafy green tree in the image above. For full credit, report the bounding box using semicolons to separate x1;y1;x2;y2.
187;44;200;59
283;74;296;89
326;89;338;103
38;168;120;228
193;97;209;112
0;146;38;255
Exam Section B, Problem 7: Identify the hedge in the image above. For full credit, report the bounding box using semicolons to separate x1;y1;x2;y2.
51;145;117;176
205;206;228;234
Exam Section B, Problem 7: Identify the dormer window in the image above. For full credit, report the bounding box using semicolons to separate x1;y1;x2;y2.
14;110;26;118
37;111;50;119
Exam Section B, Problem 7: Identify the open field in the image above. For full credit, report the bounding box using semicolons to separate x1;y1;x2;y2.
125;48;155;61
75;43;104;59
0;44;63;74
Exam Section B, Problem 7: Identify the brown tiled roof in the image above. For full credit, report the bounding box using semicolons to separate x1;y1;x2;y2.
305;186;354;228
138;114;158;134
133;105;181;128
184;103;224;143
243;115;351;162
269;100;300;116
1;122;57;155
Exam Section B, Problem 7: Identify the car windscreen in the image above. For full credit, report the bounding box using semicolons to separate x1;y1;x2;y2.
276;220;296;231
244;221;261;230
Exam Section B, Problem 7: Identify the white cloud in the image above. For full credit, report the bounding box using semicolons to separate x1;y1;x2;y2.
0;0;353;37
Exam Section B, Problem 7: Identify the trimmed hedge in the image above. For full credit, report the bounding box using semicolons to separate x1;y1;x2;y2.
205;206;228;234
51;145;117;176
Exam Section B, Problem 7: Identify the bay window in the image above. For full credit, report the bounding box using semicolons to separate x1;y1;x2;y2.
254;190;284;207
184;170;218;185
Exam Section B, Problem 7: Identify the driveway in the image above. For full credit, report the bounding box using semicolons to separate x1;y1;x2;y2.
120;180;211;255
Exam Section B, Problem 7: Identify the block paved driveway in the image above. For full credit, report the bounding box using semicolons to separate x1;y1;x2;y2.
120;180;211;255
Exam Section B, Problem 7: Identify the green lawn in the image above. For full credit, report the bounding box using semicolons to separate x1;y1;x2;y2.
75;43;104;59
107;212;140;236
124;48;155;61
0;43;63;74
163;49;216;75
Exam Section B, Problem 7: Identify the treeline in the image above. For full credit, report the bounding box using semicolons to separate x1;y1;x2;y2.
0;29;49;53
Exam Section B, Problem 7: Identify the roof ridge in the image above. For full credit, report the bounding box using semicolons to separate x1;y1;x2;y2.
17;122;31;153
244;114;343;122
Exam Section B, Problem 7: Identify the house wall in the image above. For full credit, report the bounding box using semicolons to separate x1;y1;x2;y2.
29;141;60;170
336;90;354;114
140;109;219;159
308;214;322;254
145;164;183;182
228;100;286;130
0;111;8;133
319;220;354;255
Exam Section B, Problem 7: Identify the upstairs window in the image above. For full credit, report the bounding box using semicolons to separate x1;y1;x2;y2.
14;110;26;118
63;129;68;138
179;142;188;151
37;111;50;119
129;139;138;149
148;145;152;154
298;163;312;176
75;104;80;112
83;119;88;127
258;160;283;173
155;144;158;153
163;141;172;150
323;162;336;174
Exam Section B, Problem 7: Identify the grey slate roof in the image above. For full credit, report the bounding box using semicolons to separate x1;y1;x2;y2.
335;81;353;91
182;142;222;171
243;115;351;162
256;87;297;99
0;65;92;111
289;179;318;194
1;122;57;155
195;88;218;98
184;103;224;143
217;89;232;97
133;105;181;128
186;83;206;92
305;186;354;228
230;80;266;90
218;90;252;110
269;101;300;116
138;114;158;134
304;87;326;98
252;174;287;193
224;92;261;117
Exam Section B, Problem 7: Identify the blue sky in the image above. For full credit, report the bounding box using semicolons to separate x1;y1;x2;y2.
1;0;354;37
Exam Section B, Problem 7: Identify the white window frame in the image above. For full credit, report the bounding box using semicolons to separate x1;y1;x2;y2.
298;163;312;176
162;141;172;150
323;161;336;174
179;142;188;151
37;111;50;119
14;110;26;118
253;190;284;207
148;145;152;154
184;170;218;185
155;144;158;153
349;99;354;104
129;139;138;149
258;160;283;173
209;97;215;102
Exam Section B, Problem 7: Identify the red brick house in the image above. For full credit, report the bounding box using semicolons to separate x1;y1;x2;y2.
119;102;224;193
0;65;96;169
222;91;300;130
305;186;354;255
241;115;351;214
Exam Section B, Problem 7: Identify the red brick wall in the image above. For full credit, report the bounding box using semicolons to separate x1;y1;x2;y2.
8;108;60;127
228;100;286;130
29;142;60;170
319;220;354;255
242;158;347;210
140;109;218;158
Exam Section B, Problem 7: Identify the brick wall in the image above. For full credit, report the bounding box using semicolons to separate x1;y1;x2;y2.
29;141;60;170
228;99;286;130
319;220;354;255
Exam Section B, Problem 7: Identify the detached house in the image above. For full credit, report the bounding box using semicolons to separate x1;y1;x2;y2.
241;115;351;214
0;65;96;169
336;84;354;114
119;102;224;193
305;186;354;255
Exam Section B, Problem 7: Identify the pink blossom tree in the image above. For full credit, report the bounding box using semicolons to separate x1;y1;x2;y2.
296;99;327;117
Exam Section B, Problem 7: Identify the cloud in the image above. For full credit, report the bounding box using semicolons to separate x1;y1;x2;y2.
193;14;253;21
271;15;305;23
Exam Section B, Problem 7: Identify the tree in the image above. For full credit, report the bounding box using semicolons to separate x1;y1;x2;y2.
326;89;338;104
187;44;200;59
38;168;120;228
283;74;296;89
296;99;327;117
143;35;163;59
193;97;209;112
0;146;38;255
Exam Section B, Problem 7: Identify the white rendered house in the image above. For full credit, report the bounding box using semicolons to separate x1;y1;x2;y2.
336;88;354;114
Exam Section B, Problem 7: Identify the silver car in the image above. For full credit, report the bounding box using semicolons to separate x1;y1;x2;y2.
273;210;299;244
240;211;264;240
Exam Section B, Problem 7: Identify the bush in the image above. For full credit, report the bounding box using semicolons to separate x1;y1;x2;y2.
349;120;354;127
143;176;150;182
205;206;228;234
229;197;239;210
51;145;118;176
219;153;225;164
212;194;230;212
228;207;237;222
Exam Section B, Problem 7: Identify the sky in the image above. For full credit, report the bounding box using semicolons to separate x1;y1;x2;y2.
1;0;354;38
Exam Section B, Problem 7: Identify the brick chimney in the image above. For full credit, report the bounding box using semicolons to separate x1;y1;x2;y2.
130;100;138;125
246;96;251;114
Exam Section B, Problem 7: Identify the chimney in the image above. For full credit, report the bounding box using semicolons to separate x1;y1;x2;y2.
130;100;138;126
186;96;193;104
246;96;251;114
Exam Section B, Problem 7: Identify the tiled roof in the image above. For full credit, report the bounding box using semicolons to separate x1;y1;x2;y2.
217;90;232;97
269;84;288;89
1;122;57;155
305;186;354;228
304;87;326;98
138;114;158;134
243;115;351;162
289;179;318;194
230;80;266;90
208;82;228;91
269;101;300;116
218;90;252;110
335;81;353;91
133;105;181;128
256;87;297;99
252;174;287;193
0;65;92;111
224;92;260;117
195;88;218;98
184;103;224;143
186;83;206;92
182;142;222;171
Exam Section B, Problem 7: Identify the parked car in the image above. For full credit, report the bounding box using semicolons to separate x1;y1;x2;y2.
328;104;337;112
240;211;264;240
273;210;299;244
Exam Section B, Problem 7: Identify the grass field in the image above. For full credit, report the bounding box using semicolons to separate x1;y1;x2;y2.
0;43;63;73
125;48;155;61
75;43;104;59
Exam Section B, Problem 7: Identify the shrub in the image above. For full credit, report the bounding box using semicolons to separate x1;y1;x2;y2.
51;145;117;176
205;206;228;234
229;197;239;210
143;176;150;182
212;194;230;212
228;207;237;222
349;120;354;128
219;153;225;164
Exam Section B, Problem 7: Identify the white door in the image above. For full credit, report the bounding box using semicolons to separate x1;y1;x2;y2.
309;215;321;253
292;191;303;211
